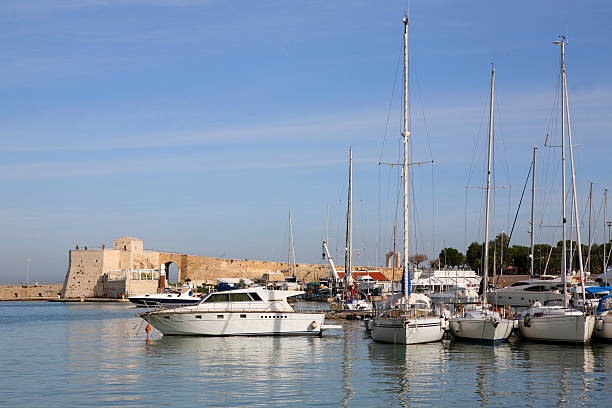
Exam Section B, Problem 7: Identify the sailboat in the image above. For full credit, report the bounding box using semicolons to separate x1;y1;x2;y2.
518;37;594;343
449;67;515;343
370;15;446;344
326;148;372;311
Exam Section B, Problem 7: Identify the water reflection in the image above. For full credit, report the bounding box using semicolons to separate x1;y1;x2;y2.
1;303;611;408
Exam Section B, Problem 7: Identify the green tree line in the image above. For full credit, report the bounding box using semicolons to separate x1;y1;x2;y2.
439;233;612;275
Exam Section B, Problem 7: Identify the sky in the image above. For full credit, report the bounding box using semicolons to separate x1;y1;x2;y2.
1;0;611;281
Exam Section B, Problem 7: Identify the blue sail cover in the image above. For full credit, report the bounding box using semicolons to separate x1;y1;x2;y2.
597;295;612;314
400;266;412;295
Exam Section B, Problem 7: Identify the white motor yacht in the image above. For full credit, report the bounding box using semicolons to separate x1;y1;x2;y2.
139;287;338;336
594;295;612;340
487;278;563;307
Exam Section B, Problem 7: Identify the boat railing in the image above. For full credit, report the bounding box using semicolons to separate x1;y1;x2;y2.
143;300;325;314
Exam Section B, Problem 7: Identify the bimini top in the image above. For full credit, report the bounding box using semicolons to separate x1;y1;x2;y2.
585;286;612;294
597;295;612;314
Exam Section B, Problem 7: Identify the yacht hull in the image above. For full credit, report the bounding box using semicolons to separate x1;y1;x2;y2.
519;314;595;343
594;315;612;340
371;316;445;344
141;311;325;336
449;318;514;343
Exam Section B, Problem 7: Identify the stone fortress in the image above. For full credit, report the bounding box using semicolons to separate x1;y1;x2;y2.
61;237;392;299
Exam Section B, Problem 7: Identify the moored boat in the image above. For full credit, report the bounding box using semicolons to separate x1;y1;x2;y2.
138;286;338;336
594;295;612;340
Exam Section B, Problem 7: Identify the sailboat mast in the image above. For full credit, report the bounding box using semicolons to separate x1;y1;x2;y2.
530;146;537;278
556;38;568;307
345;148;353;287
482;66;495;303
587;182;593;273
402;15;411;300
604;188;608;281
288;209;296;277
562;40;586;303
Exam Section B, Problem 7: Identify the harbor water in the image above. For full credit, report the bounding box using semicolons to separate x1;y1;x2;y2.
0;302;610;407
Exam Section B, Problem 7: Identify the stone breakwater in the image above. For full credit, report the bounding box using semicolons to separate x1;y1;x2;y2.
0;284;62;300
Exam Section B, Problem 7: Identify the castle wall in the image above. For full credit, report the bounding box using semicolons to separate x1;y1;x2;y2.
62;249;121;298
61;237;393;298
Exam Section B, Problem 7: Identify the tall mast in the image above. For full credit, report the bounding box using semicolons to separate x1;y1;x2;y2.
402;15;411;300
605;188;608;282
587;182;593;273
530;146;537;278
563;40;586;304
344;147;353;286
554;38;568;307
482;66;495;303
288;209;296;277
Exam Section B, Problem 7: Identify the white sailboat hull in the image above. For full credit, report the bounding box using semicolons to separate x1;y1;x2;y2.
519;314;595;343
449;318;514;343
143;311;326;336
371;316;445;344
594;315;612;340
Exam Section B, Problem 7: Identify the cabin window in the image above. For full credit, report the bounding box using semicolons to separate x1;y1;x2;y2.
510;282;529;287
248;292;263;301
217;315;224;319
524;285;548;292
204;294;230;303
195;315;202;319
164;316;170;319
240;314;247;318
230;293;252;302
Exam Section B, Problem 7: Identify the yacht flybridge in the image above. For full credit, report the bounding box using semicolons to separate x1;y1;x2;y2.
138;287;339;336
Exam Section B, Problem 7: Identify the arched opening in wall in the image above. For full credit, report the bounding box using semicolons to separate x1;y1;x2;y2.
164;262;179;285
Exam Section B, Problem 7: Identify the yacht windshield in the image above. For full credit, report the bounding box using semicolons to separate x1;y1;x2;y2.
204;294;230;303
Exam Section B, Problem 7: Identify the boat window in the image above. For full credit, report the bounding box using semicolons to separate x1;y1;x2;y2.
230;293;252;302
204;294;230;303
240;314;247;318
524;285;548;292
195;315;202;319
510;282;529;287
248;292;263;301
217;315;224;319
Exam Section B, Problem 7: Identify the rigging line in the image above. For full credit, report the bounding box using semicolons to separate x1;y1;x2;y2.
466;90;490;187
379;48;402;162
506;158;533;249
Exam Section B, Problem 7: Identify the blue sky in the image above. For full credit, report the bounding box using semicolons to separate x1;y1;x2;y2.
1;0;611;281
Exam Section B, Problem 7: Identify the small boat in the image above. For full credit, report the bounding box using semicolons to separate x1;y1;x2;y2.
370;16;445;345
518;302;595;343
594;295;612;340
138;287;339;336
450;305;516;343
449;67;514;344
128;289;202;307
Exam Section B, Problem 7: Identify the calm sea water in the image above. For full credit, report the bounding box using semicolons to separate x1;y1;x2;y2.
0;302;609;408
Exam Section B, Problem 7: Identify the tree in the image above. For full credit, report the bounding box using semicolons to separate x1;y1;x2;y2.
439;247;465;267
466;242;482;272
407;254;428;266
